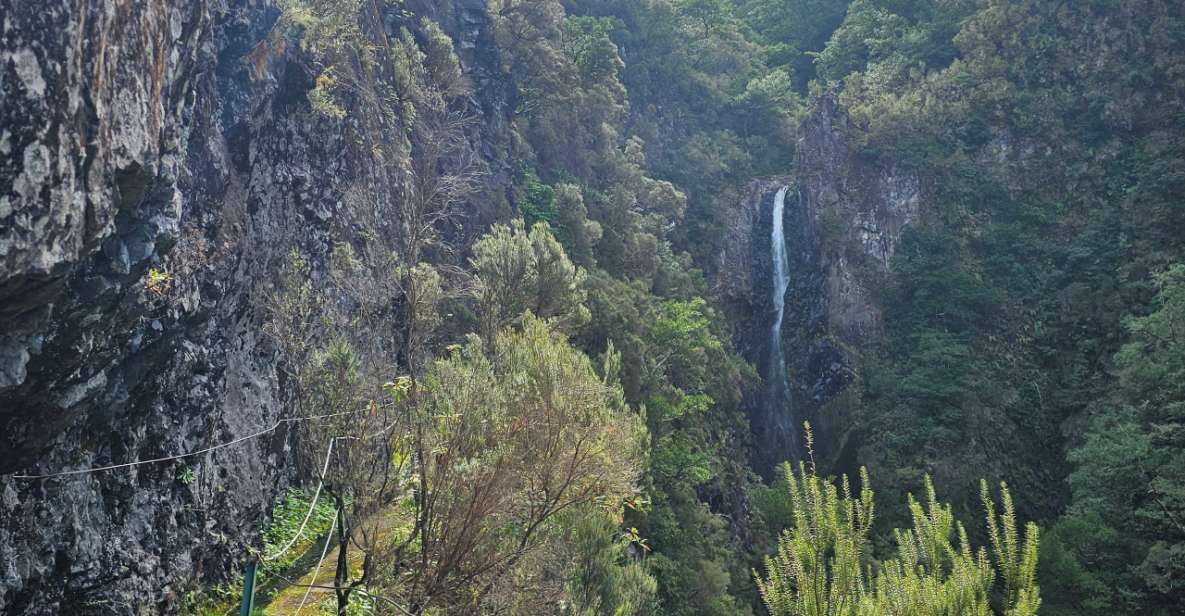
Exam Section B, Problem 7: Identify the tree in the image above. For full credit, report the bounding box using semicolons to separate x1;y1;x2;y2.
269;254;644;614
270;5;481;612
562;16;626;88
1057;264;1185;613
813;0;974;87
553;183;603;268
283;0;479;374
756;425;1040;616
370;315;647;612
739;0;851;90
265;251;415;614
575;271;756;616
558;507;659;616
482;503;660;616
677;0;732;36
471;219;590;340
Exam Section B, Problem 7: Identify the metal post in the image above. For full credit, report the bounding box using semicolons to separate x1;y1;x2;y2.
239;560;258;616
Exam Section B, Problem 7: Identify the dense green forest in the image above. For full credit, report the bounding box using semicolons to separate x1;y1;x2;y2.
2;0;1182;614
240;0;1185;614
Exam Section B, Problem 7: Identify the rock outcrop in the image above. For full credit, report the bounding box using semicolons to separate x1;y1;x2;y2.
794;96;920;346
0;1;509;612
0;3;311;612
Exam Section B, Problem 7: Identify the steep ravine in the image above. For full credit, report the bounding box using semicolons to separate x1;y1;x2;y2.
1;1;919;612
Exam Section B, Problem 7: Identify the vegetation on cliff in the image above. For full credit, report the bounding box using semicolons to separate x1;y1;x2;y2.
246;0;1185;614
6;0;1181;613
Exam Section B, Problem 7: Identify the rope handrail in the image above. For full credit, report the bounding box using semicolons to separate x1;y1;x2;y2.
262;416;404;562
262;435;349;562
294;506;339;616
9;410;361;480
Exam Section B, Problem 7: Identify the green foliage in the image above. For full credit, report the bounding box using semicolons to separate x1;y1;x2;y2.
756;436;1040;616
471;219;591;338
516;165;558;226
179;583;240;616
823;5;1185;615
557;507;660;616
269;2;1185;615
271;247;646;613
316;593;375;615
261;488;339;572
735;68;800;120
1053;264;1185;613
815;0;973;88
278;0;370;119
577;273;757;614
562;16;625;87
755;459;875;616
175;465;196;486
266;1;762;613
395;315;647;610
1036;514;1126;616
739;0;851;90
144;267;173;297
553;183;603;267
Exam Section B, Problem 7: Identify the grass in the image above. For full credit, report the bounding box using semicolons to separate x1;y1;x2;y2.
181;487;336;616
182;488;408;615
262;488;339;572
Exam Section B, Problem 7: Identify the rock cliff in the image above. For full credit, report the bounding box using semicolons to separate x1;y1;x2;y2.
717;96;921;472
0;1;509;612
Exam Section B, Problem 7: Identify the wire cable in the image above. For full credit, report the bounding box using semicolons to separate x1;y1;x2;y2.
9;410;360;480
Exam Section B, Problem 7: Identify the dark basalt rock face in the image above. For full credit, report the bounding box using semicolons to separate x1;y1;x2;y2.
717;97;921;474
0;1;509;613
0;3;307;612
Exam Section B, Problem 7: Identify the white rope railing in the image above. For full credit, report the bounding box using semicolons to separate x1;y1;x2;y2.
295;507;340;616
10;410;359;480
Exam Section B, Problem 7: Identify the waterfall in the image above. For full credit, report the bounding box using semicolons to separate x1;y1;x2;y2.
768;186;796;456
770;186;790;364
